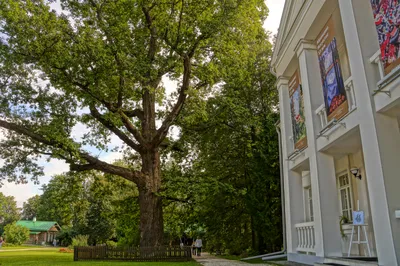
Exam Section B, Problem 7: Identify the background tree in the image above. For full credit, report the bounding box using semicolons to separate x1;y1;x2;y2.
164;30;281;255
0;0;267;247
0;193;20;235
37;173;90;229
30;171;140;246
21;195;41;220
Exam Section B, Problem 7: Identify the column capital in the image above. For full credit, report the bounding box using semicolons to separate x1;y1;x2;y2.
275;76;290;89
294;39;317;58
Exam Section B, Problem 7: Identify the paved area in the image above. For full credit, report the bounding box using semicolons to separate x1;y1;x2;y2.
193;253;274;265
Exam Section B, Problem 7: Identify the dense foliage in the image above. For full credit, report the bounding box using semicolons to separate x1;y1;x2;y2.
3;223;30;245
26;171;139;246
160;30;281;255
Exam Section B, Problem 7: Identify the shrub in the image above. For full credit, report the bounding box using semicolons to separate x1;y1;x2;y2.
106;240;117;248
2;242;17;247
56;227;78;247
69;235;89;249
3;223;30;245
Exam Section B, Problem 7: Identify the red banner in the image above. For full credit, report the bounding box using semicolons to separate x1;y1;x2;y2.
370;0;400;75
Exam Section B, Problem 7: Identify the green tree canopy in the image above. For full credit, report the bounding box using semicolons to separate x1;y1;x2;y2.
21;195;41;220
0;0;268;246
163;30;281;255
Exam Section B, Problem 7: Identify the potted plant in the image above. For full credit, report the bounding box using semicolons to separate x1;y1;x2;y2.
339;216;350;238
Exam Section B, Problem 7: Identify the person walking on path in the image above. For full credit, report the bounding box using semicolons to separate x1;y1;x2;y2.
195;237;202;256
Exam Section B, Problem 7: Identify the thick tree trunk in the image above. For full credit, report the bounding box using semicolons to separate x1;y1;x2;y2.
138;149;164;247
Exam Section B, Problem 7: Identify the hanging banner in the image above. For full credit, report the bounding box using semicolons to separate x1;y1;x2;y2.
316;17;348;122
289;70;307;150
370;0;400;75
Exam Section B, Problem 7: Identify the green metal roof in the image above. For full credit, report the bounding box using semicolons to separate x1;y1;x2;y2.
16;220;60;232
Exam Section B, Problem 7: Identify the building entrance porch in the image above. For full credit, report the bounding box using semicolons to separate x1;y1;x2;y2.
320;127;377;259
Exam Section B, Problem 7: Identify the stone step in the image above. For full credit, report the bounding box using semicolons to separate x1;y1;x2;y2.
314;263;344;266
323;257;378;266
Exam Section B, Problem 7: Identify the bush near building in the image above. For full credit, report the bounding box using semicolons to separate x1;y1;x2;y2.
3;223;30;245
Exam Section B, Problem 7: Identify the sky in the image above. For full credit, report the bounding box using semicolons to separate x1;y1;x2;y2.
0;0;285;208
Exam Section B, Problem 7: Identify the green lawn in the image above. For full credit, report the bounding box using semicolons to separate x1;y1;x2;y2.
0;249;200;266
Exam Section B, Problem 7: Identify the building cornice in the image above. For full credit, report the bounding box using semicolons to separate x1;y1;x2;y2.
275;76;290;89
272;0;311;71
294;39;317;58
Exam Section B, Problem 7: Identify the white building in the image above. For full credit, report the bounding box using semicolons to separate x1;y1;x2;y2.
272;1;400;265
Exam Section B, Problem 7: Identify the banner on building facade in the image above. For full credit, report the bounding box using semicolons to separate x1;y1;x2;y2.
370;0;400;75
316;17;348;122
289;70;307;150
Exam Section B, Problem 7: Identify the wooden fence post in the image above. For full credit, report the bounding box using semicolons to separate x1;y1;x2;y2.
73;247;78;261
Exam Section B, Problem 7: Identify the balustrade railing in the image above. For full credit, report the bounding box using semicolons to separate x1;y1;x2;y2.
295;221;315;253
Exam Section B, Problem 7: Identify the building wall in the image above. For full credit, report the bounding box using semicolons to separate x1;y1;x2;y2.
273;0;400;265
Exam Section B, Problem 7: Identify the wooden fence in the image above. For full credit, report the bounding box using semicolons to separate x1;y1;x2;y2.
73;246;192;262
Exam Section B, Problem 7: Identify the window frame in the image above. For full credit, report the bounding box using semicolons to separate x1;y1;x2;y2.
303;186;314;222
336;171;354;222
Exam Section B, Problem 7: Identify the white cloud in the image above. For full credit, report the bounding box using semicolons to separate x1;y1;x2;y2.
100;152;123;164
71;122;90;142
0;159;69;208
0;182;40;209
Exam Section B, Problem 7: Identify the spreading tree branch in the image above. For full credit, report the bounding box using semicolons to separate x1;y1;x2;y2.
123;108;144;120
152;56;191;147
119;111;146;145
89;105;142;152
0;119;145;185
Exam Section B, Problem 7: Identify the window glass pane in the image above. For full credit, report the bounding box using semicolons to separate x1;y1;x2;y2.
340;190;347;209
347;187;352;210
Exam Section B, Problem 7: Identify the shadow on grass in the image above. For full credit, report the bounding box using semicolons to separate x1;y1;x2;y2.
0;249;201;266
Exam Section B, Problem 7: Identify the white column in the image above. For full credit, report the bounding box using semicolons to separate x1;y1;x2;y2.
338;1;399;265
295;40;342;257
277;78;305;253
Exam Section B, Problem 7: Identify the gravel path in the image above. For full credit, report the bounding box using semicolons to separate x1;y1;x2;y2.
193;253;273;266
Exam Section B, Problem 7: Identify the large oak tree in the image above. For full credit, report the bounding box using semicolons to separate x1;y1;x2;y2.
0;0;267;246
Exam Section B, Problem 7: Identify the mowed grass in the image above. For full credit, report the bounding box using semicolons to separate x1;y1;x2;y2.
0;249;200;266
